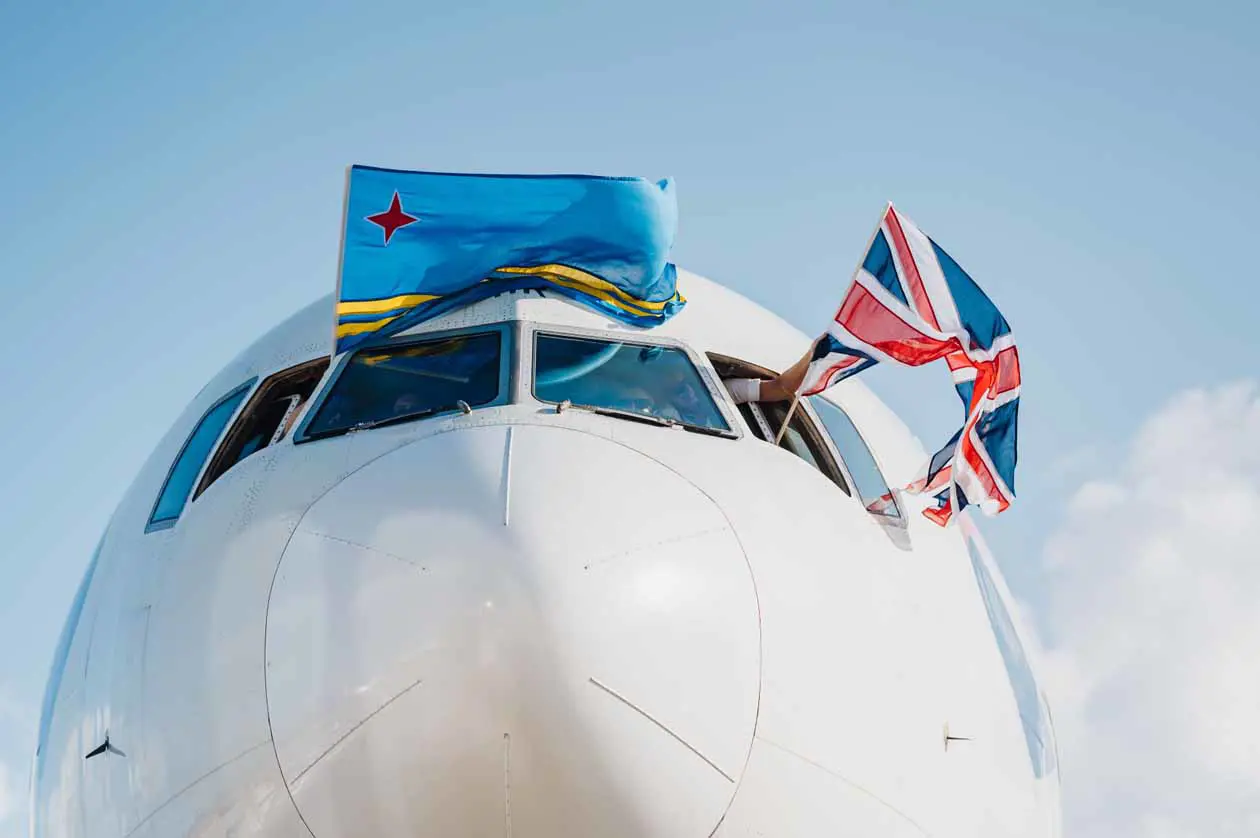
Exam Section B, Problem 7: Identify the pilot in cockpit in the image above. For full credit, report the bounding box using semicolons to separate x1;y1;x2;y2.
392;391;421;417
654;369;713;428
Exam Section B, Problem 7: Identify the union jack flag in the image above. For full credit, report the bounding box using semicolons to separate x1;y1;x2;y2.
799;204;1020;526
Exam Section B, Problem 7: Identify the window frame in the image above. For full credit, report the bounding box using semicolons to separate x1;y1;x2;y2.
806;393;907;526
145;378;256;533
739;400;776;441
292;321;515;445
525;324;742;438
193;357;331;501
706;352;851;484
706;351;915;523
756;397;853;495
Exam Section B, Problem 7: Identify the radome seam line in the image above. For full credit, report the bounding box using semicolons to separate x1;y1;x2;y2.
756;736;931;837
289;675;425;787
588;677;734;783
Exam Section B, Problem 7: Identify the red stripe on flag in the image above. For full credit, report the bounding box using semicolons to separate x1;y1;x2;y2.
960;430;1010;514
994;346;1021;395
885;208;941;331
970;363;996;413
801;355;864;396
906;462;952;495
837;285;959;366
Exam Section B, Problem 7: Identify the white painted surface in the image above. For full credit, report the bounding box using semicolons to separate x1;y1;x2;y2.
30;271;1061;837
266;425;758;837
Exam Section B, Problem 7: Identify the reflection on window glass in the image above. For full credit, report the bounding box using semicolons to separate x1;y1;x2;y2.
305;332;501;440
149;385;251;528
534;334;729;432
809;396;901;519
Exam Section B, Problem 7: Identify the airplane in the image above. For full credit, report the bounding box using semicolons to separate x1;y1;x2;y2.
28;269;1062;837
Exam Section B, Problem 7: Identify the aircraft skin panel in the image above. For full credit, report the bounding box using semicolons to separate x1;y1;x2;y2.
32;684;87;838
79;541;129;838
115;741;308;838
632;432;949;823
912;522;1049;836
694;449;1047;835
714;736;929;837
29;270;1061;837
135;495;287;814
496;425;760;782
265;424;758;837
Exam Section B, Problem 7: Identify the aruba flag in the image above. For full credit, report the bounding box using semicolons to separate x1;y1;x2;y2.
334;166;685;354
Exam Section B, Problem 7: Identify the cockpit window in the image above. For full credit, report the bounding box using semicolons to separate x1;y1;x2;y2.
147;382;253;531
707;352;851;492
301;331;502;441
810;396;902;520
533;333;731;433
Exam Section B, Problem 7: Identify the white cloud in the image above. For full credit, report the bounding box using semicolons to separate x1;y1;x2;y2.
1039;381;1260;837
0;685;31;838
0;760;19;830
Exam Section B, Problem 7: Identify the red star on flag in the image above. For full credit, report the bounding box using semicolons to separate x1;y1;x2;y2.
365;191;418;245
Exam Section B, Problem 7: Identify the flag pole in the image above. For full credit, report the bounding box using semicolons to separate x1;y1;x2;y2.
774;393;800;445
330;165;353;359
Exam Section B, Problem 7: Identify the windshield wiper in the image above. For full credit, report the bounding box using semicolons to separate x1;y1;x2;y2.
556;401;669;426
563;402;735;438
347;406;443;433
305;401;471;441
352;400;474;432
673;422;737;439
585;405;673;427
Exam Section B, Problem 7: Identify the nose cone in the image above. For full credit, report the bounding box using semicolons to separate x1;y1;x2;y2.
265;424;760;837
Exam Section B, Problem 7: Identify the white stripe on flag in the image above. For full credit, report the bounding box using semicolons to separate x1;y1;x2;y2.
988;387;1020;411
852;269;956;346
952;452;993;514
966;419;1015;508
894;207;964;336
951;365;978;384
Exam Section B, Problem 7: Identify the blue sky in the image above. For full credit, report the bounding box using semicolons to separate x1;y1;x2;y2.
1;2;1257;835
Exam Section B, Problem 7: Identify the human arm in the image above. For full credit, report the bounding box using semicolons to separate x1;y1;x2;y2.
724;337;822;404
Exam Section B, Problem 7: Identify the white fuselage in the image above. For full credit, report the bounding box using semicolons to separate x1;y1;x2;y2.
30;271;1061;837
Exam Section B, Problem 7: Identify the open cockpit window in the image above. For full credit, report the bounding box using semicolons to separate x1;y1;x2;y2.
194;358;330;500
534;333;732;435
299;329;505;442
147;381;253;532
708;353;852;494
756;396;854;495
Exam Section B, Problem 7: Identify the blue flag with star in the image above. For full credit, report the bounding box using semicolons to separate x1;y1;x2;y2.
334;165;685;354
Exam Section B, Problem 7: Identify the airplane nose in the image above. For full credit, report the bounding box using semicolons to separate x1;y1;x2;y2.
264;424;760;838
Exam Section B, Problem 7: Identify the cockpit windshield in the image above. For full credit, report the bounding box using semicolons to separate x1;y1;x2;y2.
533;333;730;433
302;331;502;440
